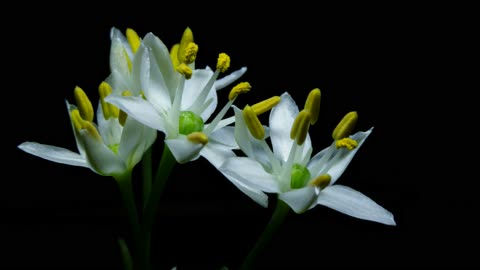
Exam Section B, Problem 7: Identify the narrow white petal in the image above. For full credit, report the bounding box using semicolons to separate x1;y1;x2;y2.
96;103;122;147
109;37;130;80
200;141;236;169
79;130;127;176
214;67;247;90
224;173;269;208
327;128;373;184
110;27;133;59
182;69;217;121
317;185;396;225
105;95;167;133
18;142;89;168
143;33;178;95
208;126;237;148
165;136;203;164
220;157;280;193
119;116;157;169
269;92;298;162
279;186;317;214
141;48;172;111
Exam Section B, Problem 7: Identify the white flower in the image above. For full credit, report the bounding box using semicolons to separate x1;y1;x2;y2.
18;85;156;178
105;28;248;165
219;91;396;225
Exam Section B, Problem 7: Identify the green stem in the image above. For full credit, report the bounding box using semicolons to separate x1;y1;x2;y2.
142;145;177;267
142;147;153;209
239;199;290;270
115;172;145;270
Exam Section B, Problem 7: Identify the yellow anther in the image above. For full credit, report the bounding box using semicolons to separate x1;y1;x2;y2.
176;63;192;79
228;82;251;100
243;105;265;140
70;109;83;131
332;111;358;140
304;88;321;125
177;27;194;63
170;44;180;68
187;131;209;145
98;82;119;120
74;86;94;122
70;109;102;141
335;138;358;150
183;42;198;64
126;28;141;53
251;96;281;115
290;110;311;145
118;90;132;126
308;174;331;189
216;53;230;73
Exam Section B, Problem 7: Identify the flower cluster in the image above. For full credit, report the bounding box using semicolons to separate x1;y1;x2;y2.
18;27;395;269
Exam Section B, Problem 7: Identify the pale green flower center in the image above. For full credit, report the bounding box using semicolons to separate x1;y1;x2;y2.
290;163;311;189
179;111;204;135
109;144;120;154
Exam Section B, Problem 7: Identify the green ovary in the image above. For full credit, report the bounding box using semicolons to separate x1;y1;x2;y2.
290;163;311;189
179;111;204;135
109;144;120;154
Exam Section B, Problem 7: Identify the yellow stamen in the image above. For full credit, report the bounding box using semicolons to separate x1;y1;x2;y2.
98;82;119;120
183;42;198;64
70;109;102;141
308;174;331;189
290;110;311;145
251;96;281;115
74;86;94;122
170;44;180;68
217;53;230;73
228;82;251;100
187;132;209;145
304;88;321;125
126;28;141;54
332;111;358;140
243;105;265;140
176;63;192;79
118;90;132;126
177;27;194;63
335;138;358;150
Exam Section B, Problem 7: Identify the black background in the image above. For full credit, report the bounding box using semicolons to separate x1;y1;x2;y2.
3;3;476;270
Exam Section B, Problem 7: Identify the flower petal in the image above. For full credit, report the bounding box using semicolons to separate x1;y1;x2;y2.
182;69;217;121
220;157;280;193
143;33;178;95
118;116;157;170
18;142;89;168
269;92;311;162
79;130;127;176
279;186;317;214
214;67;247;90
105;95;167;133
317;185;396;225
96;103;122;147
327;128;373;184
165;136;203;164
140;47;172;111
208;126;237;148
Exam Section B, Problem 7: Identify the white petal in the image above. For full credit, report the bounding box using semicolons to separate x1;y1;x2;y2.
200;141;236;169
96;103;122;147
214;67;247;90
143;33;178;95
317;185;396;225
269;92;298;162
279;186;317;214
224;173;269;208
182;69;217;121
327;128;373;184
110;27;133;59
79;130;127;176
18;142;89;168
141;48;172;111
109;36;130;81
165;136;203;164
220;157;280;193
105;95;167;133
118;116;157;170
208;126;237;148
